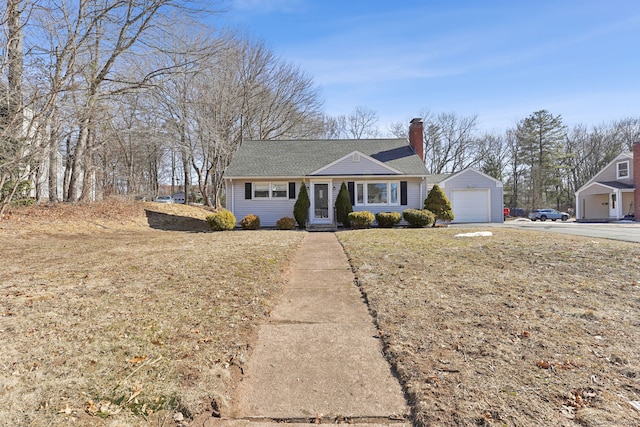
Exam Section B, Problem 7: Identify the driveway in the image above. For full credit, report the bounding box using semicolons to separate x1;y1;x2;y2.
452;220;640;243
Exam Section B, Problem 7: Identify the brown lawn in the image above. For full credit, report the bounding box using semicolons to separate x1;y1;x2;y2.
338;228;640;427
3;202;640;426
0;200;303;426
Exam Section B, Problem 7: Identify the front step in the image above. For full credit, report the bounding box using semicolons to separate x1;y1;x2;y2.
306;224;338;232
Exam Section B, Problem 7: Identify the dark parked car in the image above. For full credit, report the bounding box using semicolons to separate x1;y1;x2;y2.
510;208;526;217
529;209;570;222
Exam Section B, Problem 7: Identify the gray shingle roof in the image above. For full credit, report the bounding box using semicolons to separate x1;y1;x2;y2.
597;181;635;189
426;173;452;184
225;138;428;178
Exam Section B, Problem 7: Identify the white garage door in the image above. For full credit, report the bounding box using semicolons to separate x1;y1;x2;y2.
451;189;490;223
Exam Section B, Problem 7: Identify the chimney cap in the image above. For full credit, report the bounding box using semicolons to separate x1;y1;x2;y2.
410;118;423;124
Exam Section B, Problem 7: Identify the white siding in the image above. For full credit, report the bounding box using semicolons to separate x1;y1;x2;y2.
315;155;398;176
439;169;504;223
228;180;301;227
227;177;427;227
585;154;634;187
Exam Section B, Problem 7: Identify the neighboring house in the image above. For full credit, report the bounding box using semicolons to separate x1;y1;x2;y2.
428;168;505;223
575;144;639;221
225;119;429;228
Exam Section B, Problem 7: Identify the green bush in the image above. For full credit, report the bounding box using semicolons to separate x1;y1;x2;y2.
347;211;375;229
206;209;237;231
424;184;454;226
402;208;435;228
335;182;353;226
375;211;402;228
240;214;260;230
293;182;310;229
276;216;296;230
1;179;32;203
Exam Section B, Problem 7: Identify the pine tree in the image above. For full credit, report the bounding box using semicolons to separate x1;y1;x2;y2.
293;181;310;229
424;184;454;226
516;110;566;209
335;182;353;226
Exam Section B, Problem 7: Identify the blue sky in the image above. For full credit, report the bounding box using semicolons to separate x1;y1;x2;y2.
216;0;640;134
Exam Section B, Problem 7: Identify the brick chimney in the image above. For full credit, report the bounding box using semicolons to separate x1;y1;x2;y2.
634;143;640;220
409;118;424;162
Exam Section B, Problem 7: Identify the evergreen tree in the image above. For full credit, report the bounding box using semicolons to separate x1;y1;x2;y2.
424;184;454;226
293;181;310;229
516;110;566;209
335;182;353;226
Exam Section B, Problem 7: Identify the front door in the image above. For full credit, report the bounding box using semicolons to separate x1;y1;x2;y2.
609;192;619;219
311;182;332;224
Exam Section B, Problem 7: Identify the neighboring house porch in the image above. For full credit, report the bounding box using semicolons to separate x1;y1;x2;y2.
575;145;639;222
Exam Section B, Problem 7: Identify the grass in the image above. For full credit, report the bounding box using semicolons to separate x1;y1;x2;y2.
0;200;303;426
3;201;640;426
337;228;640;426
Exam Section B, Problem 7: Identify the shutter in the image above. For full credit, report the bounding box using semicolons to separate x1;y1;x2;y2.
289;182;296;199
347;182;355;206
245;183;252;200
400;181;408;205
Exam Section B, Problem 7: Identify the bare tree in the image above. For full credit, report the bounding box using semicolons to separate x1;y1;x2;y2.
0;0;31;213
614;117;640;151
504;128;526;209
151;33;323;207
324;106;379;139
241;40;324;140
27;0;206;202
423;112;479;174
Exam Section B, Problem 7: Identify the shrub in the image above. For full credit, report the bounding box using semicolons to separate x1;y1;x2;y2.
335;182;353;227
240;214;261;230
424;184;454;226
1;179;32;204
206;209;237;231
293;181;310;229
276;216;296;230
375;211;402;228
403;208;435;228
348;211;375;229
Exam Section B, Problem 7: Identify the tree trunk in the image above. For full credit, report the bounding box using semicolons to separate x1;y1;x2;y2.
68;121;89;202
7;0;23;127
48;118;59;202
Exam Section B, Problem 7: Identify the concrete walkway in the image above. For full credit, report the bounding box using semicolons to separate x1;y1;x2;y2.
204;232;410;426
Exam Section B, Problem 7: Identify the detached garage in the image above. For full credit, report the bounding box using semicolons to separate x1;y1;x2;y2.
429;168;504;223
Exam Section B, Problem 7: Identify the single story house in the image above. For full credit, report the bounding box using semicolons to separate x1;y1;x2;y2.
575;143;640;221
225;119;430;228
428;168;505;223
224;119;507;228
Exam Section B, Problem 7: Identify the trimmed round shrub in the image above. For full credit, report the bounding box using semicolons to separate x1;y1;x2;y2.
402;208;435;228
206;209;237;231
240;214;261;230
375;211;402;228
276;216;296;230
348;211;375;229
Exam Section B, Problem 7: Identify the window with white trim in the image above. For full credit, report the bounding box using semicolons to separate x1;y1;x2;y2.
617;161;629;179
355;181;400;206
253;182;288;199
356;183;364;204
